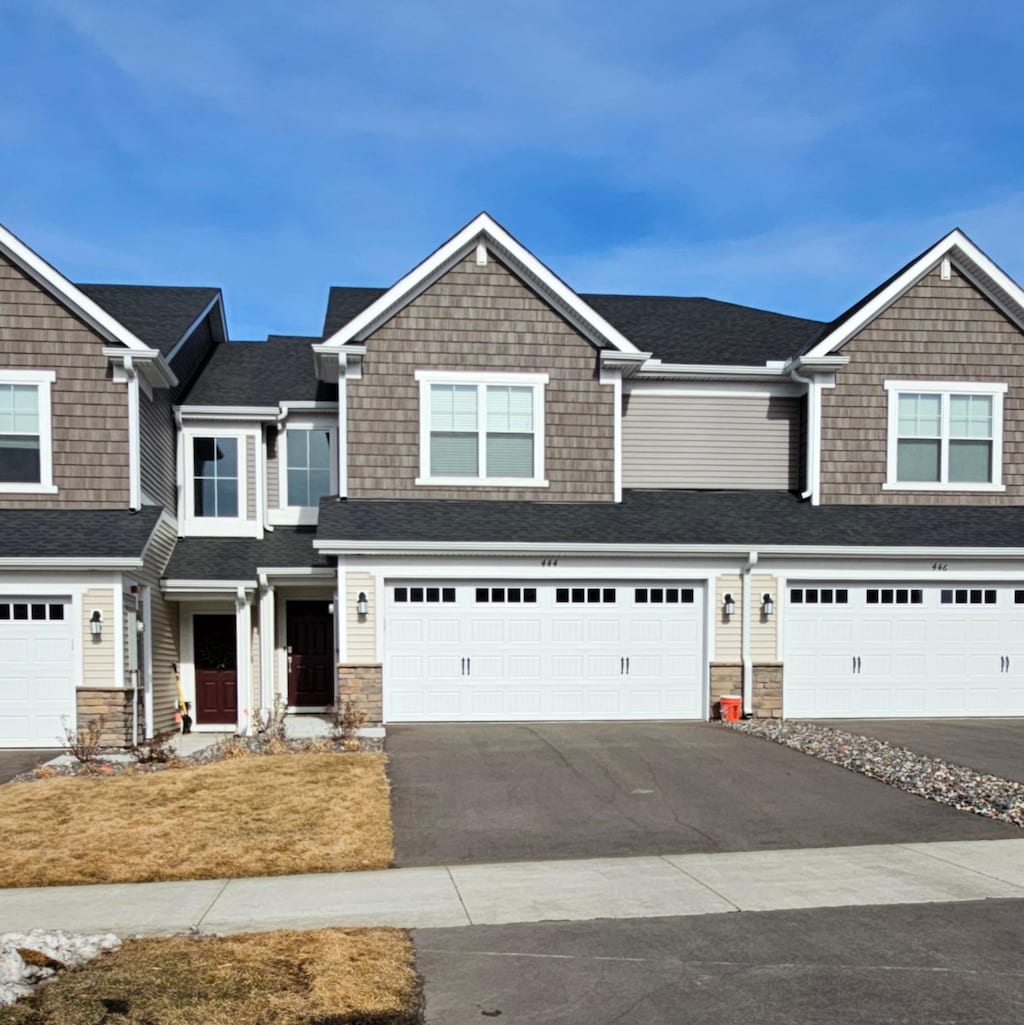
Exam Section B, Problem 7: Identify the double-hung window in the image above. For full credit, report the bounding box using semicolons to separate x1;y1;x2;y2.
885;381;1006;490
193;437;239;517
0;370;56;493
182;427;259;536
286;428;333;507
415;371;547;486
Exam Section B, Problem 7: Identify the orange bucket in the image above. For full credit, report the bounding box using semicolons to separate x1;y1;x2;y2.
719;695;742;722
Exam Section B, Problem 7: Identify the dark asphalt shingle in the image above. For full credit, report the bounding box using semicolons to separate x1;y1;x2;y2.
0;507;162;560
77;284;221;356
163;527;331;581
316;490;1024;549
177;336;337;406
322;286;386;338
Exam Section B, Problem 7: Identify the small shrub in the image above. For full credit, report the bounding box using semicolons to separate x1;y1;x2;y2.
33;764;58;780
59;715;106;764
329;697;368;742
302;737;332;754
132;727;178;764
265;736;289;756
253;693;288;742
217;738;252;760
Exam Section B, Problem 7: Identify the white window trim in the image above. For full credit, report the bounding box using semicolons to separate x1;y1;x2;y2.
0;369;57;494
181;426;261;537
269;417;338;526
883;380;1007;491
414;370;549;487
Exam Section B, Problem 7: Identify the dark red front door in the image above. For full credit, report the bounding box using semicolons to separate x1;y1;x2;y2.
287;601;334;707
193;614;237;725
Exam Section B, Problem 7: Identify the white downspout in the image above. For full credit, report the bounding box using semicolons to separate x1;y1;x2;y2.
741;551;758;716
124;355;142;511
789;364;818;504
337;354;348;499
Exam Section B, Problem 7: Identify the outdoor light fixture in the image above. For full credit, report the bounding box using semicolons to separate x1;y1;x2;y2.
356;592;369;617
722;593;736;618
89;609;103;637
761;593;775;617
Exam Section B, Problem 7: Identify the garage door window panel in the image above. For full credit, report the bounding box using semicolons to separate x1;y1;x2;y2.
0;371;55;494
417;372;547;487
885;381;1005;490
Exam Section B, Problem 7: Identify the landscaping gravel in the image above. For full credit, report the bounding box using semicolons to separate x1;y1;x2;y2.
729;719;1024;827
0;930;120;1006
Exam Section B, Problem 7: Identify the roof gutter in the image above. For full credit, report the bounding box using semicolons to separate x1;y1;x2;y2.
634;361;791;382
0;557;145;569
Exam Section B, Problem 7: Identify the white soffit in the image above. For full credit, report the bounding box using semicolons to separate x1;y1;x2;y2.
804;228;1024;358
319;212;643;355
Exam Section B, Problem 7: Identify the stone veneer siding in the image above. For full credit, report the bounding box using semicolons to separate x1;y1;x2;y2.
346;250;616;501
337;663;382;725
820;263;1024;504
76;688;144;748
709;662;783;719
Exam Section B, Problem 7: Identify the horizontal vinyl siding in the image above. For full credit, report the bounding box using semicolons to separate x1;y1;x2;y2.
266;427;280;510
346;572;376;663
0;256;129;508
135;516;179;735
622;394;800;489
713;573;778;662
82;587;116;688
820;263;1024;505
139;390;176;508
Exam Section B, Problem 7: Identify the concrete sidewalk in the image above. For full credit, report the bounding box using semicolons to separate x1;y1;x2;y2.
1;838;1022;937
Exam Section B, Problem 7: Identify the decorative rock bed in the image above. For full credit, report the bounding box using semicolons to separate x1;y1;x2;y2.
0;930;120;1006
728;719;1024;826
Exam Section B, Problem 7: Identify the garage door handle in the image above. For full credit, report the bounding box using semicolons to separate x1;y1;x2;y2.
625;657;630;675
856;656;861;674
467;657;471;676
460;657;465;676
620;657;624;675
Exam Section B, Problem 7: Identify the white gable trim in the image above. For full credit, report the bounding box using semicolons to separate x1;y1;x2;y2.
804;229;1024;359
320;213;643;355
0;221;153;352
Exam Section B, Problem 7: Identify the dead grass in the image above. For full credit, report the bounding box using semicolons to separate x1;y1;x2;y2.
0;754;393;887
0;928;420;1025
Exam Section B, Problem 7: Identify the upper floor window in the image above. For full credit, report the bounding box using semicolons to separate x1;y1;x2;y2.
0;370;56;494
414;371;548;487
285;427;333;507
193;437;238;517
181;426;259;537
884;381;1006;491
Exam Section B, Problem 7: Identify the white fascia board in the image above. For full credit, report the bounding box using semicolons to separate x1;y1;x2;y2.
635;361;790;381
803;229;1024;358
0;557;145;569
177;405;280;422
312;539;1024;559
0;221;152;353
164;293;224;364
161;579;257;594
319;213;642;355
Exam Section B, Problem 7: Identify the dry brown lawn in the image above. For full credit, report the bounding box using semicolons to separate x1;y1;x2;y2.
0;928;420;1025
0;754;393;887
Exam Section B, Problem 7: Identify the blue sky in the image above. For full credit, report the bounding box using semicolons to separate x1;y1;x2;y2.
0;0;1021;338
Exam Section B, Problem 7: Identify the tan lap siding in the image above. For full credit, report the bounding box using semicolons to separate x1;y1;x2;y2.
348;251;615;501
266;427;280;510
713;573;778;662
82;587;116;687
246;435;257;520
622;393;800;489
346;572;376;663
139;390;176;509
0;255;129;508
135;516;180;735
820;263;1024;504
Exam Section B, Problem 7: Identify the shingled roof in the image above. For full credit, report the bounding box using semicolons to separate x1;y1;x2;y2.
77;284;220;356
0;507;163;561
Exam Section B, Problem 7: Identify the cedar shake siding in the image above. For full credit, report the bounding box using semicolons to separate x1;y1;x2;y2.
820;264;1024;505
622;392;801;490
347;252;616;501
0;255;129;508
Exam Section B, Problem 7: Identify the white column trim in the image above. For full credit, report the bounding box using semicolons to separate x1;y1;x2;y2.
258;575;275;712
235;586;252;734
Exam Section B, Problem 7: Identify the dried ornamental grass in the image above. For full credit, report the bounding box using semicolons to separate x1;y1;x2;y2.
0;928;420;1025
0;754;394;887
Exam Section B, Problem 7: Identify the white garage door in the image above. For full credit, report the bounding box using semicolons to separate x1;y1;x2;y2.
0;597;75;747
385;581;705;721
785;583;1024;718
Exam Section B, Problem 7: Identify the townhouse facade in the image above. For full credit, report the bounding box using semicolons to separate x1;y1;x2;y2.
3;213;1024;748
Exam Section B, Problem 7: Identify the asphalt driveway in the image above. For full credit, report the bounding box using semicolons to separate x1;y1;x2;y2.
385;723;1017;866
0;749;50;782
819;718;1024;782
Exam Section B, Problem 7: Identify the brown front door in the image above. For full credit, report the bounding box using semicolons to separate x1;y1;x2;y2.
287;601;334;707
193;614;237;725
